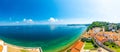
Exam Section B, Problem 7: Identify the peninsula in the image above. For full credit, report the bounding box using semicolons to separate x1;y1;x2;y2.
67;21;120;52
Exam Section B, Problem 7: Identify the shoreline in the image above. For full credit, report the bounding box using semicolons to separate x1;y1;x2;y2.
0;28;87;52
4;42;41;52
46;31;86;52
63;31;87;52
5;42;40;49
2;33;82;52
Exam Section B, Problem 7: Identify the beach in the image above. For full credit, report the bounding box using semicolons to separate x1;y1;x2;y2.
6;43;40;52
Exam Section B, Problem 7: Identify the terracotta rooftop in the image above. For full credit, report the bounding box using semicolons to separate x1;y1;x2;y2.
0;45;3;52
113;35;118;41
88;30;94;34
70;41;84;52
75;41;84;50
71;48;79;52
96;32;103;35
104;32;115;36
96;35;105;42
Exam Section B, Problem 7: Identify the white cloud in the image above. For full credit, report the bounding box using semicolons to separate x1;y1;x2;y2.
48;17;58;23
23;18;34;23
23;19;26;22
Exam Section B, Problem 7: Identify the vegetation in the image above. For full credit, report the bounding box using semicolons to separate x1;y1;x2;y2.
84;42;95;50
104;41;120;52
20;49;29;52
117;23;120;30
66;49;71;52
91;38;98;48
104;41;120;48
111;48;120;52
81;37;98;49
81;37;92;42
87;21;109;31
87;21;120;31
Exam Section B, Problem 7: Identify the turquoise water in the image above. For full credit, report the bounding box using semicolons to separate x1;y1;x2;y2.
0;25;87;52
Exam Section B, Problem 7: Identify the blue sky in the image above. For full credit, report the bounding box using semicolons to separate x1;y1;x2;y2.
0;0;120;25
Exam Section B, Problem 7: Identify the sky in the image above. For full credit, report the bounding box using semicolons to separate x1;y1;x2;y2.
0;0;120;25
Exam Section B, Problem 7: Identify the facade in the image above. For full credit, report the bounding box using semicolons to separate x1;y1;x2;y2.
70;40;84;52
0;40;7;52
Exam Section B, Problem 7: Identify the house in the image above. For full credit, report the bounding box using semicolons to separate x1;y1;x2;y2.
95;35;107;43
70;40;84;52
0;40;7;52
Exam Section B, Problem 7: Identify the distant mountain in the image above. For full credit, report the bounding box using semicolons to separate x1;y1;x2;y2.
67;24;91;26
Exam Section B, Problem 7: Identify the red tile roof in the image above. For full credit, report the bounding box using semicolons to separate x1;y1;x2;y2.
0;45;3;52
71;48;79;52
96;35;105;43
70;41;84;52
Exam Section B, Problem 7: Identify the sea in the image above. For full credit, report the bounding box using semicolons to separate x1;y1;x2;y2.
0;24;87;52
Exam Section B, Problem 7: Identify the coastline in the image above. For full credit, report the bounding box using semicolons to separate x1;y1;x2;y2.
5;42;40;49
5;42;40;52
0;32;84;52
0;26;87;52
1;32;83;52
63;30;87;52
0;31;86;52
44;28;87;52
46;31;85;52
4;32;83;52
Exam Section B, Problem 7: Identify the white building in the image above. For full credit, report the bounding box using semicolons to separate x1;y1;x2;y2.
0;40;7;52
